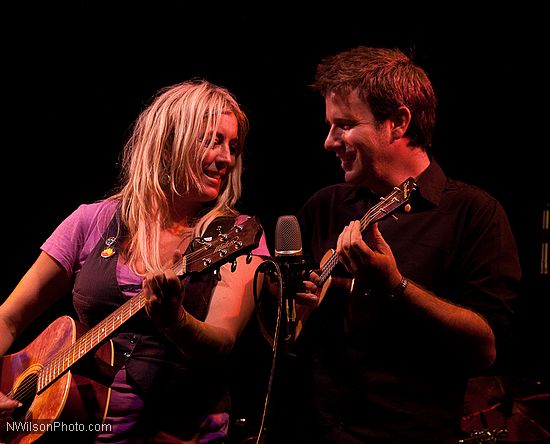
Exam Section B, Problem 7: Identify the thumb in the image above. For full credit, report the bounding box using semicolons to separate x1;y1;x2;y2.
0;392;22;409
370;222;391;254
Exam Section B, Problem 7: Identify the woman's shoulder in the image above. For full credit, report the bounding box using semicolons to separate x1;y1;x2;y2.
72;198;119;223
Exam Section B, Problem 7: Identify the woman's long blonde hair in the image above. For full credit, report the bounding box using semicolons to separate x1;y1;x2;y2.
110;79;249;273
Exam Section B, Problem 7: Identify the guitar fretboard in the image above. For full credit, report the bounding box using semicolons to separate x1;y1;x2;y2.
36;256;188;393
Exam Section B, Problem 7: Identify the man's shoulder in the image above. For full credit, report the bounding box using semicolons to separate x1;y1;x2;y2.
445;178;499;207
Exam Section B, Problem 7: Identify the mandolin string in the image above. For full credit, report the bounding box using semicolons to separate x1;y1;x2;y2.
318;186;404;285
8;224;252;403
318;204;378;284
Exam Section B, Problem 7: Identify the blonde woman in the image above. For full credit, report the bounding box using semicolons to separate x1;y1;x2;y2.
0;80;269;443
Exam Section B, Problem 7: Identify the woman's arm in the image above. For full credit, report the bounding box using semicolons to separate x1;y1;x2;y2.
144;254;264;362
0;252;71;355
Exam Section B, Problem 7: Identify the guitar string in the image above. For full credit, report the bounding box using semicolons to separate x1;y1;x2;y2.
9;242;245;402
8;237;247;403
8;221;256;404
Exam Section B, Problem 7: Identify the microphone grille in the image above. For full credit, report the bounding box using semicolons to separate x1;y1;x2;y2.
275;215;303;256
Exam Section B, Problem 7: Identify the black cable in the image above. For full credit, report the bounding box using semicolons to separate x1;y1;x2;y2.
252;259;284;444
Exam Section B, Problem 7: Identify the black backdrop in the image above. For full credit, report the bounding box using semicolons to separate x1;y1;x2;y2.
2;2;548;436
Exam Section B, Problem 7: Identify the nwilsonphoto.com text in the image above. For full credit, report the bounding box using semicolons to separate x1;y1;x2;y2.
3;419;112;434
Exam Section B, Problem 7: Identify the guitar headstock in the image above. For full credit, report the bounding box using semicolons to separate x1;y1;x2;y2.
181;216;263;275
396;176;417;202
366;177;417;226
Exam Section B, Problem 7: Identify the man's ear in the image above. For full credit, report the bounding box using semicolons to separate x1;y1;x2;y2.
389;106;411;143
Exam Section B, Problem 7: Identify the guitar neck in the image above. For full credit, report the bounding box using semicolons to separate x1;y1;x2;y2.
38;257;188;393
37;292;146;393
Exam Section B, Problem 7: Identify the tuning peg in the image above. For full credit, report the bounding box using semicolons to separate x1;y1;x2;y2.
246;252;253;264
231;260;237;272
404;203;412;213
213;269;222;281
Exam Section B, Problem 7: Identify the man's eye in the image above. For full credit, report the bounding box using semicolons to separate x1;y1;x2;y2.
338;124;353;131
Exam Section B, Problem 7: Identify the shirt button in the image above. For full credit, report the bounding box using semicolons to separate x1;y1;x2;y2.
123;351;131;358
130;335;137;343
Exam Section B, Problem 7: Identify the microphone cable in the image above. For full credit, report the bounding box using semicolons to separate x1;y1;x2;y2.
252;259;284;444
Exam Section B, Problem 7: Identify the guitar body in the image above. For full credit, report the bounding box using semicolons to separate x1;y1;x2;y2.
0;316;114;444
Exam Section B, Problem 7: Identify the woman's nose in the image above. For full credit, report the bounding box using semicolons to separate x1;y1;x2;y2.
217;144;234;165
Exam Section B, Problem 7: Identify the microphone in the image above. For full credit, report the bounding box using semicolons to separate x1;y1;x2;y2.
274;215;308;340
275;214;303;257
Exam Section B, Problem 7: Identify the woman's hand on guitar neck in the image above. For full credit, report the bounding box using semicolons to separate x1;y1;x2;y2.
143;250;186;330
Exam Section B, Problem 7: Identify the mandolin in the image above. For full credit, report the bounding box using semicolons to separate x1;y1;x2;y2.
294;178;417;340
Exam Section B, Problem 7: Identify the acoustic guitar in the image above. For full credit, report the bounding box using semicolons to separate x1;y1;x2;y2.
0;217;263;444
294;178;417;340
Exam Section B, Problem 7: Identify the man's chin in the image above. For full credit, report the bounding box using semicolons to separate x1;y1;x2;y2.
344;171;360;185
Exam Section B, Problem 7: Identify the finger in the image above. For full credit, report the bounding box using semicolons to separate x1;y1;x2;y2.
295;292;319;306
370;222;391;254
346;245;363;274
342;221;368;274
337;244;350;271
151;272;166;291
0;393;21;410
163;270;183;301
295;287;319;306
337;225;355;271
173;248;183;267
350;220;362;240
302;280;318;293
342;220;361;254
307;270;321;286
336;223;350;254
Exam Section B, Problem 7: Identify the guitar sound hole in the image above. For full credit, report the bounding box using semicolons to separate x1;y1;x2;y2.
11;372;38;419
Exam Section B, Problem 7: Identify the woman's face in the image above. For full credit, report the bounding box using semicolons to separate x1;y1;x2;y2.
191;111;240;203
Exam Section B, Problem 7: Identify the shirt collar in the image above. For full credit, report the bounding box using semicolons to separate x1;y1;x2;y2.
342;157;447;207
414;157;447;207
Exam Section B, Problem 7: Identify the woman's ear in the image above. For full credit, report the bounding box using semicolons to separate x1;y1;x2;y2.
389;106;411;143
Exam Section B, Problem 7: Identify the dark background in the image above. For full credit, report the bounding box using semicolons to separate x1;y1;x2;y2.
2;2;548;437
